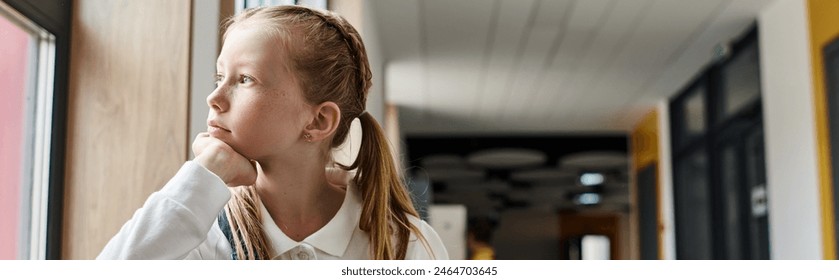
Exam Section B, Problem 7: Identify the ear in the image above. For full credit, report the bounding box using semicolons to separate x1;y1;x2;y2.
303;101;341;142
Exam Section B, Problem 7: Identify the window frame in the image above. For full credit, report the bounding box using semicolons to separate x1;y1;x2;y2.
1;0;71;260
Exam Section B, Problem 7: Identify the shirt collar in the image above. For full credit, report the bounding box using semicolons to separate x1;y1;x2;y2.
260;183;362;258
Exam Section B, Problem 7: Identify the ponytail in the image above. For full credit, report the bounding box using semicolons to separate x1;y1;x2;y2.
346;112;430;259
224;186;272;260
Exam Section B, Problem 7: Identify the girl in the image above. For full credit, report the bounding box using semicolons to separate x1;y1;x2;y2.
97;5;448;260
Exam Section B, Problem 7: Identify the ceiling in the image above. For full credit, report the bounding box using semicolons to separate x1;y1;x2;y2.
369;0;777;135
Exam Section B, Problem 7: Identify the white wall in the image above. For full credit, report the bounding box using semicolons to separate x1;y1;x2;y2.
330;0;385;121
361;0;385;122
428;204;467;260
759;0;823;259
657;101;676;260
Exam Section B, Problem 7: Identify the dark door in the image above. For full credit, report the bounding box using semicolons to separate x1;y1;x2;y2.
714;112;770;259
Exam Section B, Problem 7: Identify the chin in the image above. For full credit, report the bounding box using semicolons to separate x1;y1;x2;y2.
217;138;250;159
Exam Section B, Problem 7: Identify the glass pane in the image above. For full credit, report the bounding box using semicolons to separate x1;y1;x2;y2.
684;86;706;135
721;41;761;119
296;0;327;9
674;81;706;148
0;5;56;259
244;0;294;8
745;128;766;188
0;12;33;260
675;149;712;259
566;236;582;260
239;0;327;12
744;128;770;259
720;145;742;259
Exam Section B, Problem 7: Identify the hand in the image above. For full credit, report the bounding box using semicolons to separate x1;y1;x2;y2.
192;132;257;187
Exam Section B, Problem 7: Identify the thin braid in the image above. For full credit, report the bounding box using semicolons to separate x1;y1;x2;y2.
280;6;369;137
304;8;371;109
329;15;371;105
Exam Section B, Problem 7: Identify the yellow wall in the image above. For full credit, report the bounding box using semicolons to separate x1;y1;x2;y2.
630;110;660;259
808;0;839;260
631;111;659;169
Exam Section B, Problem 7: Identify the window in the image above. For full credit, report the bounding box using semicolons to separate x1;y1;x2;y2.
674;148;712;259
670;27;769;259
236;0;327;12
719;40;761;121
670;76;708;151
0;1;65;260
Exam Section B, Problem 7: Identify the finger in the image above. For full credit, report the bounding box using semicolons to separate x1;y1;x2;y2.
192;134;214;156
194;132;210;140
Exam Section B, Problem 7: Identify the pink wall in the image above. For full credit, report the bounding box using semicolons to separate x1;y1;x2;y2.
0;15;30;259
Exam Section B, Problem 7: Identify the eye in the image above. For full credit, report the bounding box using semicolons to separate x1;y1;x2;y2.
238;74;254;85
214;74;224;87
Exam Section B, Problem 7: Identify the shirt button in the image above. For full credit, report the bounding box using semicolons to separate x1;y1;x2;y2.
298;243;317;260
296;251;309;260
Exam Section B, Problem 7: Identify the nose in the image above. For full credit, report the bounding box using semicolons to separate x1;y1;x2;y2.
207;85;228;113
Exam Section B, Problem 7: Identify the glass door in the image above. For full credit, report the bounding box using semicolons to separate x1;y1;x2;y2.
716;120;769;259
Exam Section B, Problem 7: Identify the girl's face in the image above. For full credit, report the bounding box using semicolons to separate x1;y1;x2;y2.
208;24;312;161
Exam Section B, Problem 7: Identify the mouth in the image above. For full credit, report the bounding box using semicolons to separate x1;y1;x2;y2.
207;120;231;134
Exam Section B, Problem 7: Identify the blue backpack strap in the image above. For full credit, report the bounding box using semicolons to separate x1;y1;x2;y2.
217;210;239;260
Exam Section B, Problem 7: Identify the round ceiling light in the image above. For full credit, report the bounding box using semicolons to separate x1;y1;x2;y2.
466;148;547;169
510;168;577;183
559;151;627;170
420;153;466;168
422;167;484;182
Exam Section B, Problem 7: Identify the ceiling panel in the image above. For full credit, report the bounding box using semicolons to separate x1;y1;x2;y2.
370;0;777;135
424;0;494;115
373;0;424;109
528;0;652;122
475;0;539;120
629;0;774;114
560;0;726;125
371;0;421;59
496;0;577;120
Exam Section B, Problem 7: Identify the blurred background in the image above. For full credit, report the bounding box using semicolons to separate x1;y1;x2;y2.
2;0;839;260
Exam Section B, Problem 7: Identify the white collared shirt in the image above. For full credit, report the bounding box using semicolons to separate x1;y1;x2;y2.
98;161;448;260
260;177;447;260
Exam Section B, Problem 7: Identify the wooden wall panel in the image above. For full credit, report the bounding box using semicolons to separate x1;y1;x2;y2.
63;0;191;259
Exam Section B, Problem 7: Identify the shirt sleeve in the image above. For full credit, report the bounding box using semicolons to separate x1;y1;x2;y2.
96;161;232;260
405;216;450;260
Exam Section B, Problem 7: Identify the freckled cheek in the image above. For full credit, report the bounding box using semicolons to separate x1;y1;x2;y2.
240;103;286;136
